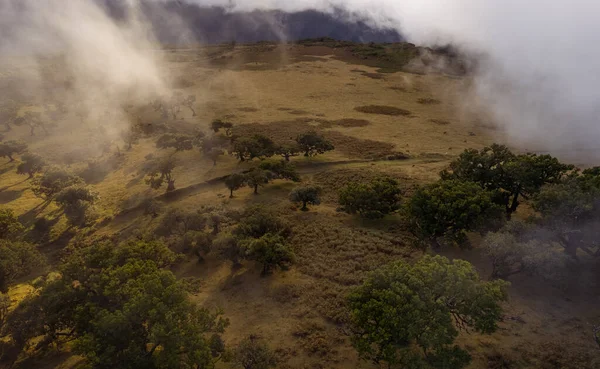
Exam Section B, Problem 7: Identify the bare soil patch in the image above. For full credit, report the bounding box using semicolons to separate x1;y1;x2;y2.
417;97;441;105
355;105;411;116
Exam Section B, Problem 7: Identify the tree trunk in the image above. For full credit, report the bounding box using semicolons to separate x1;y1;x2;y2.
301;201;308;211
4;122;10;131
229;189;234;198
7;154;13;162
190;107;196;116
167;179;175;192
254;185;258;194
284;154;290;162
213;159;217;166
29;125;35;136
507;186;521;217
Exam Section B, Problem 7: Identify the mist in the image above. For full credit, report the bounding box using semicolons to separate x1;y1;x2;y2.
1;0;599;163
185;0;600;163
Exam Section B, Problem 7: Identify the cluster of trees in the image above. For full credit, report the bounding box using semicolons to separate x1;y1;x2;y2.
151;92;197;120
1;100;62;136
231;131;334;162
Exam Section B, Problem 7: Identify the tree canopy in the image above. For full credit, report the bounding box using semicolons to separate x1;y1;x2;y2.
146;157;177;192
3;240;228;368
289;186;321;211
338;177;401;219
348;255;508;369
295;131;334;157
0;240;44;293
231;135;276;162
0;209;23;240
0;140;27;162
407;180;504;248
31;166;83;200
16;152;46;178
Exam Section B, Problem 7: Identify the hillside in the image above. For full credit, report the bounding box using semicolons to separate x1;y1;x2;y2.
0;40;598;369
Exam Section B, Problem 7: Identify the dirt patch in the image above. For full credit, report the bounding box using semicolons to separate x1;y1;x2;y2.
355;105;411;116
389;86;408;92
417;97;441;105
288;109;310;115
238;107;259;112
324;131;395;159
429;119;450;125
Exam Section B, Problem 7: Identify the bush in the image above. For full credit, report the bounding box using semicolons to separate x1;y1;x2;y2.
338;177;401;219
234;335;277;369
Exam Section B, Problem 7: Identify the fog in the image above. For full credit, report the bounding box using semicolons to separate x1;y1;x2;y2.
1;0;599;163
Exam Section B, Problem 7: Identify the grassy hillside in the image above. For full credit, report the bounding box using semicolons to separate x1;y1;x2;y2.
0;41;598;369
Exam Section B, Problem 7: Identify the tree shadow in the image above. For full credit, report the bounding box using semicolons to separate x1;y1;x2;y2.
0;177;28;192
19;199;52;225
0;189;24;204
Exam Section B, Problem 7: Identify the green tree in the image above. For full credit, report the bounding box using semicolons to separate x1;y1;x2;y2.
295;131;334;157
0;240;45;293
146;157;177;192
532;176;600;259
441;144;573;216
407;180;504;248
55;185;99;226
338;177;401;219
14;111;49;136
213;232;243;266
16;152;46;178
234;335;277;369
258;160;300;182
121;126;140;150
275;143;301;162
348;255;508;369
225;173;246;198
0;140;27;162
31;166;83;200
232;207;291;240
289;186;321;211
0;209;23;240
245;168;274;194
156;133;195;152
3;240;228;368
242;233;294;275
231;135;275;162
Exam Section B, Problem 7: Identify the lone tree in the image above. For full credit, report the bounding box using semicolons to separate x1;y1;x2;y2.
289;186;321;211
0;140;27;162
4;240;228;367
348;255;508;369
225;173;246;198
207;147;225;166
156;133;195;152
275;143;301;162
120;126;140;150
0;209;24;240
232;135;276;162
296;131;334;157
182;94;197;116
31;166;83;200
55;185;99;226
338;177;401;219
441;144;573;217
407;180;504;248
245;168;274;194
16;152;46;178
0;240;45;293
146;157;177;192
211;119;234;135
242;233;295;275
234;335;278;369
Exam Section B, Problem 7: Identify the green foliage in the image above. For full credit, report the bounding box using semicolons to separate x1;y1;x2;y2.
207;147;224;166
0;140;27;162
407;180;504;248
244;168;274;194
295;131;334;157
31;166;83;200
55;185;99;227
120;126;140;150
3;240;228;368
16;152;46;178
242;233;295;275
0;240;45;293
0;99;19;130
234;335;277;369
231;135;276;162
258;160;300;182
275;143;301;161
213;232;243;266
0;209;23;240
233;207;291;240
225;173;247;198
146;157;177;192
289;186;321;211
338;177;401;219
532;176;600;258
155;133;195;152
348;255;508;369
441;144;573;215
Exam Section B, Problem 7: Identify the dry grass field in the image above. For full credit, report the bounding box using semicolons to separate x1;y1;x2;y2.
0;42;598;369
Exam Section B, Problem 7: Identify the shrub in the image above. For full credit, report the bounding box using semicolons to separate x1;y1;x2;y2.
0;209;23;240
16;152;46;178
234;335;277;369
